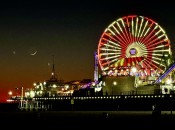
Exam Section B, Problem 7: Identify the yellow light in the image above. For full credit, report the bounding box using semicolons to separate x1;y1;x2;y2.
53;84;57;88
131;67;137;73
30;91;35;98
8;91;12;95
166;79;171;84
113;81;117;86
43;81;46;85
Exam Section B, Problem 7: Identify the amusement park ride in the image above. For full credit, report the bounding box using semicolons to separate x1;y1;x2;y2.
9;15;175;110
97;14;175;95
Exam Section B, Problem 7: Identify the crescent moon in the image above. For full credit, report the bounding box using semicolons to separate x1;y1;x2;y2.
30;51;37;56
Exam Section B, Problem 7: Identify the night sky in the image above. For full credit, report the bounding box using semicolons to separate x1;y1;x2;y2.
0;0;175;102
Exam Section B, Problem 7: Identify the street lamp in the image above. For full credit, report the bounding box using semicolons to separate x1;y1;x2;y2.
8;91;12;99
8;91;12;96
113;81;117;95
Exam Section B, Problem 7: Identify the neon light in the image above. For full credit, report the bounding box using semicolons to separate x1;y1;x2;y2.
98;15;172;76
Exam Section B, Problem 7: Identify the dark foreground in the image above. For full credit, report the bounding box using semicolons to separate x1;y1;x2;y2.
0;103;175;129
0;110;175;129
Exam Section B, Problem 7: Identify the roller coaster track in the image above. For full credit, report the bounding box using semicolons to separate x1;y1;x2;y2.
154;62;175;84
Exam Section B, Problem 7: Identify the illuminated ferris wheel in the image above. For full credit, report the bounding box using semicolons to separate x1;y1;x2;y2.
98;15;172;76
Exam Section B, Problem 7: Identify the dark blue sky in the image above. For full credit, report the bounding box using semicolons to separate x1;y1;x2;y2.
0;0;175;101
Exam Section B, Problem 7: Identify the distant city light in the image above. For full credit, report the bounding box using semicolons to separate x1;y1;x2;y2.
8;91;12;96
30;91;35;98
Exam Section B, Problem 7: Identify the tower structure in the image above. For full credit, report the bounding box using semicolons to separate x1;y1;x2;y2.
46;55;64;87
50;55;57;81
94;51;98;83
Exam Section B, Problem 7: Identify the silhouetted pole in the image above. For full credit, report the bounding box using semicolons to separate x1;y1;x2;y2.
71;97;74;111
113;81;117;95
20;87;23;108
